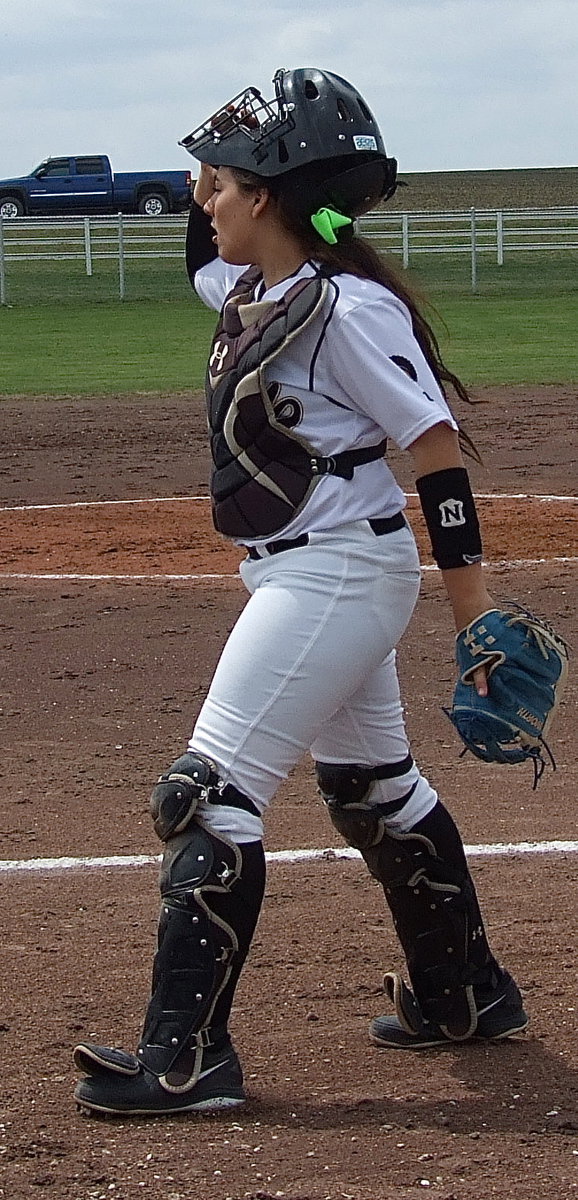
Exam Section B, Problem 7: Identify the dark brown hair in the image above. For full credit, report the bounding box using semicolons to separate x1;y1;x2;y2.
231;164;480;461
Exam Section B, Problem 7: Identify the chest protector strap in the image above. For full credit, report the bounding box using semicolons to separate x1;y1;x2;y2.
205;266;387;539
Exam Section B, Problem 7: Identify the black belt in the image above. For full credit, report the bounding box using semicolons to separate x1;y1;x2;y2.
247;512;405;560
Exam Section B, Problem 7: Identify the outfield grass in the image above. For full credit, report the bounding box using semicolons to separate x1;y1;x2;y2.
1;256;576;394
431;297;578;384
1;297;216;394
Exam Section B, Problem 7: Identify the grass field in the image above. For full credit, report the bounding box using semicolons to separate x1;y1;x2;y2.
1;250;576;393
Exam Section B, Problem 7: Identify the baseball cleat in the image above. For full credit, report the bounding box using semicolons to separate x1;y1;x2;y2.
369;970;529;1049
74;1038;245;1116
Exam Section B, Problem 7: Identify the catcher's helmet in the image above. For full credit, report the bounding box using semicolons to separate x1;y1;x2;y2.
180;67;397;212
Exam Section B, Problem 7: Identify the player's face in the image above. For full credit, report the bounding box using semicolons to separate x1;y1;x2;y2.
203;167;264;265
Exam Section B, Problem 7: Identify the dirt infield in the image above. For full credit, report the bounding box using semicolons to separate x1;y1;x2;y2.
0;386;576;1200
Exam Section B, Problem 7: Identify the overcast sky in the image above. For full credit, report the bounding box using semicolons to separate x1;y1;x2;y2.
1;0;576;179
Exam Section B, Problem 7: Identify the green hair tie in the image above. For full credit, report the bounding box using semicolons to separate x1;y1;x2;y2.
310;205;353;245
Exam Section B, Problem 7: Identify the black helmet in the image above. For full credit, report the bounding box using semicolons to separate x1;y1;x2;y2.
180;67;397;208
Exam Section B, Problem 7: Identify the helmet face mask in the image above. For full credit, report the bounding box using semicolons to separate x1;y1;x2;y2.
180;67;397;208
180;83;296;166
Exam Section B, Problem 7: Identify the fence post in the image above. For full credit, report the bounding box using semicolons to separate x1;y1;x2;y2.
118;213;125;300
402;212;409;267
470;207;477;293
84;216;93;277
496;209;504;265
0;216;6;305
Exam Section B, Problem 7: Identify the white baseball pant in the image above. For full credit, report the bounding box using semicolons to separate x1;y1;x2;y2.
188;518;439;841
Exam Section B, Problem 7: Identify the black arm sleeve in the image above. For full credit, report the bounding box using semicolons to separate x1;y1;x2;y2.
415;467;483;569
186;200;218;287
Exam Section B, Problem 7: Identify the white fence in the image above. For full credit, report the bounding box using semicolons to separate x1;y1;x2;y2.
0;206;577;303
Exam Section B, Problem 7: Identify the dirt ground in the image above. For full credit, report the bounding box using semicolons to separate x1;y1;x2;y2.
0;385;576;1200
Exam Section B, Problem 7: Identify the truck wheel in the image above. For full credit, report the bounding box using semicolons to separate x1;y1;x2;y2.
138;192;169;217
0;195;25;218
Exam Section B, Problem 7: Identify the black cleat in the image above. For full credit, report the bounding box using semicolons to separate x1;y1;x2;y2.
74;1038;245;1116
370;970;529;1049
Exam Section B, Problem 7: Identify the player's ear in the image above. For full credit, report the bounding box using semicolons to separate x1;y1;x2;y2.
251;187;273;219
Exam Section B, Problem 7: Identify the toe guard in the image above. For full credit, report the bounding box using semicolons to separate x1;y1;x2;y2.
73;1043;141;1078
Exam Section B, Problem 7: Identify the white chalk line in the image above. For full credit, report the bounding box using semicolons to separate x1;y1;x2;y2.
0;492;576;513
0;496;209;512
1;557;577;582
1;840;576;876
0;572;239;581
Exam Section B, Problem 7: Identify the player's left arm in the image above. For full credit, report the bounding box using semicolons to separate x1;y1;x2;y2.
408;420;492;696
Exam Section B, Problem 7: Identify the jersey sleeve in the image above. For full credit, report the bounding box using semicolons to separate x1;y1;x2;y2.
326;294;459;449
193;257;249;311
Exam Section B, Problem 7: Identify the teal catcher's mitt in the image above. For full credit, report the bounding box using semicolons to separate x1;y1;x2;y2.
446;607;569;785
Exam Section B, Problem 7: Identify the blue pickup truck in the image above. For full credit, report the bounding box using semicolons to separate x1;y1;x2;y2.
0;155;192;218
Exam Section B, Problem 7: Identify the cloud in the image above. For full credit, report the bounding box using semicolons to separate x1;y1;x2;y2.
0;0;576;175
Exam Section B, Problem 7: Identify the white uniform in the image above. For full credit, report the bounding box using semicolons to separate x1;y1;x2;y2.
190;258;457;842
72;89;522;1114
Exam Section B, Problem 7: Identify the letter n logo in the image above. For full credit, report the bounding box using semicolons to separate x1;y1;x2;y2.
439;498;465;527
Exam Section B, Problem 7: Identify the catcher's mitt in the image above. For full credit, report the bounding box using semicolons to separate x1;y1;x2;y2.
445;606;569;786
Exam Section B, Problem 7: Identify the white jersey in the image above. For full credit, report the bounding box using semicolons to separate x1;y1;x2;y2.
195;257;458;543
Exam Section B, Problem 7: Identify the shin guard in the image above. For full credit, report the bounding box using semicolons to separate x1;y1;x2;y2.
136;825;265;1092
74;753;265;1102
364;804;499;1038
318;760;499;1040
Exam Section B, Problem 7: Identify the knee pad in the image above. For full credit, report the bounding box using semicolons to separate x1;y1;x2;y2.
315;756;416;851
150;751;259;842
150;752;221;841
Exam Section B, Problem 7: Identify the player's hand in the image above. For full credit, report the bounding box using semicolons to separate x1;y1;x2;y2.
193;163;217;208
446;582;494;698
472;664;488;697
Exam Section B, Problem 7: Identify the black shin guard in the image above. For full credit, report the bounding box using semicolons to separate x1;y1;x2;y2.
316;761;498;1036
138;827;265;1091
73;753;266;1106
363;802;500;1037
318;766;501;1039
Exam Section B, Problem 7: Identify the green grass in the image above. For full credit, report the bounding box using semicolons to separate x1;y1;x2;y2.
1;253;576;394
0;298;217;394
433;297;577;384
1;253;194;306
402;251;578;300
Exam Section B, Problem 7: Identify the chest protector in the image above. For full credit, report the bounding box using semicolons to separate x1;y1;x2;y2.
206;265;387;539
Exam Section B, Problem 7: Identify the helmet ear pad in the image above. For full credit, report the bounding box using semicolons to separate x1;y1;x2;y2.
322;157;398;216
274;154;398;226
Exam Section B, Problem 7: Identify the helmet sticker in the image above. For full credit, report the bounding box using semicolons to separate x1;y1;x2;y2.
353;135;378;151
